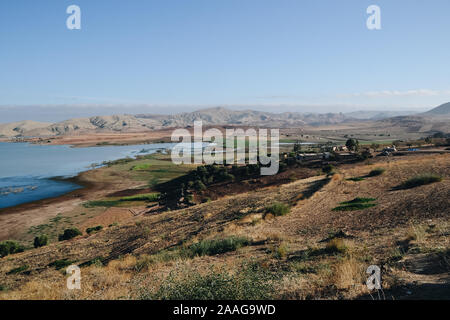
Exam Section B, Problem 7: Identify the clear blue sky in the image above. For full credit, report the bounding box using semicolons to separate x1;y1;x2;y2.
1;0;450;115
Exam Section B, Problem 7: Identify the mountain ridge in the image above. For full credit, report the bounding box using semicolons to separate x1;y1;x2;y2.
0;104;448;138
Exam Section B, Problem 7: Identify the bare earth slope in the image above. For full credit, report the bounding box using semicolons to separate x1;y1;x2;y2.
0;153;448;299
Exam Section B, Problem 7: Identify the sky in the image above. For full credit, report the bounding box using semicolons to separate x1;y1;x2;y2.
1;0;450;121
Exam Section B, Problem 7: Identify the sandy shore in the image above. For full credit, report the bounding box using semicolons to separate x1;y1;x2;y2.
4;130;175;148
0;170;101;240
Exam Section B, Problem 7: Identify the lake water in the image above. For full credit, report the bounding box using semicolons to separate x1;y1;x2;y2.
0;142;175;209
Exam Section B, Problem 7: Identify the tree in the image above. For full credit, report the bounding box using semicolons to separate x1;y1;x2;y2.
58;228;82;241
194;180;206;191
34;235;48;248
322;164;334;175
346;138;359;151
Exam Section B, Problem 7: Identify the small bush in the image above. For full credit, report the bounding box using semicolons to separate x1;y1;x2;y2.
33;235;48;248
193;180;206;191
341;197;376;204
346;177;365;182
273;243;289;260
397;174;442;189
58;228;82;241
49;259;74;270
86;225;103;234
0;240;25;258
325;238;347;254
80;257;103;268
332;203;377;211
6;265;29;275
186;236;250;257
322;164;335;175
265;202;290;217
368;168;385;177
332;198;377;211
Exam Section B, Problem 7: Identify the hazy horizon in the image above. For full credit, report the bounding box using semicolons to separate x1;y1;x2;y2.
2;1;450;120
0;103;433;123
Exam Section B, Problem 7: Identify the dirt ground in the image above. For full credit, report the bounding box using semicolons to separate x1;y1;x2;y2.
0;152;448;300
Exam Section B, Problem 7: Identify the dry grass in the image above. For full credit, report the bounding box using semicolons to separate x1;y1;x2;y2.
0;153;448;300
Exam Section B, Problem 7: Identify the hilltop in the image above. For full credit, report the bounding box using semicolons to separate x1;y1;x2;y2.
422;102;450;117
0;107;352;138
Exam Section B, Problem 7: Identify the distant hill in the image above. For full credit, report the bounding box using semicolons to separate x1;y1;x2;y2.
1;105;448;138
345;110;418;120
136;107;350;127
422;102;450;116
0;120;51;138
0;107;352;138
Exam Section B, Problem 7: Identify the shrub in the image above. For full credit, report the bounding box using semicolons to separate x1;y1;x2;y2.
193;180;206;191
142;263;274;300
186;236;250;257
0;240;24;258
265;202;290;217
346;177;365;182
58;228;82;241
273;243;289;260
368;168;385;177
80;257;103;268
86;226;103;234
341;197;376;204
325;238;347;254
49;259;74;270
322;164;334;175
7;265;29;275
33;235;48;248
332;198;377;211
345;138;359;151
398;174;442;190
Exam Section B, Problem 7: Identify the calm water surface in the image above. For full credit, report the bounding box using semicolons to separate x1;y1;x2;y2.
0;142;173;209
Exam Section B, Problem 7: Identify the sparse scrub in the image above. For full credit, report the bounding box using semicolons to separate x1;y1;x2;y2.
140;264;274;300
397;174;442;190
186;236;250;257
265;202;290;217
134;251;182;272
58;228;82;241
405;224;426;243
273;243;289;260
332;257;364;291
